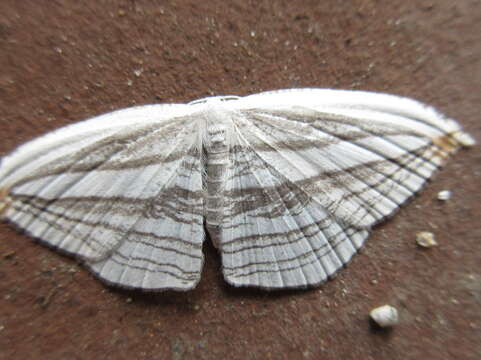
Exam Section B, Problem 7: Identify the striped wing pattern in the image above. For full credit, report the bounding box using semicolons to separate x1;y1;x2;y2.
0;105;205;290
221;144;369;288
237;107;446;228
0;89;474;290
87;151;204;290
218;90;472;289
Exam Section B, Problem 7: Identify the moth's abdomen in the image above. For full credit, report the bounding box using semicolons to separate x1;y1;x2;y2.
204;122;230;234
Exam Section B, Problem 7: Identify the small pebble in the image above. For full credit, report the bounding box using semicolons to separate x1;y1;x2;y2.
437;190;452;201
370;305;399;327
416;231;437;248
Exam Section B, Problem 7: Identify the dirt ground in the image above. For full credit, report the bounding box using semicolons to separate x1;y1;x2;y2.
0;1;480;359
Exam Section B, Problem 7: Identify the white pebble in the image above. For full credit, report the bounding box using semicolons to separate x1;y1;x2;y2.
437;190;452;201
416;231;437;248
370;305;399;327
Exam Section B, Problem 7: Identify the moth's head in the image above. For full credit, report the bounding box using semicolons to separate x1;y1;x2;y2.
191;97;240;151
188;95;240;106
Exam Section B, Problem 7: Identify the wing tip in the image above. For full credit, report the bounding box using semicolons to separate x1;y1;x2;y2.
451;131;476;147
0;187;12;217
431;131;476;157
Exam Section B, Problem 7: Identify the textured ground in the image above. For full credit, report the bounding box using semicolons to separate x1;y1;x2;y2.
0;1;480;359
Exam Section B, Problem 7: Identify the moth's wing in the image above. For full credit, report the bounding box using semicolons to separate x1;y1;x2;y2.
233;89;474;228
0;105;205;290
86;148;204;291
218;89;473;289
219;144;368;289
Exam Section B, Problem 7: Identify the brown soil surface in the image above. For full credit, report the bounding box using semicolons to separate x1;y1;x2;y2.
0;1;479;359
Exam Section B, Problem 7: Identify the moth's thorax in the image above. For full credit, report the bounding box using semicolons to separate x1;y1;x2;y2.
199;101;235;152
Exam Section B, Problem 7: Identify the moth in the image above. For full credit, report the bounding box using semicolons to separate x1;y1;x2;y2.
0;89;474;291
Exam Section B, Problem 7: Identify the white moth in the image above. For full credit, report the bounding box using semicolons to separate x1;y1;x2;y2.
0;89;475;291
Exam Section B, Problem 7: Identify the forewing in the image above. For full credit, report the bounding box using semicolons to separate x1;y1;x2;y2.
0;105;205;290
233;89;471;228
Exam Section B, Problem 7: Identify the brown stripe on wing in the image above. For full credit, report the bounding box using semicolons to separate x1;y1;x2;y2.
9;188;204;220
221;143;438;222
245;109;447;170
10;119;198;187
223;227;364;273
8;200;202;249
